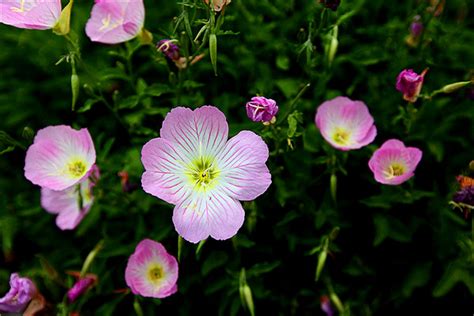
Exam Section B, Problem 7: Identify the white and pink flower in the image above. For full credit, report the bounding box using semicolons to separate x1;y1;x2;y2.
0;0;62;30
41;165;99;230
368;139;422;185
315;96;377;151
125;239;178;298
141;106;272;243
85;0;145;44
24;125;96;191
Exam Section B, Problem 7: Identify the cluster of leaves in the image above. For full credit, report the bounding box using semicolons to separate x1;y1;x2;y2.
1;0;473;315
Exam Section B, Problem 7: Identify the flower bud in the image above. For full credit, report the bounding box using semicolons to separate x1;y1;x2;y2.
157;40;181;61
395;68;428;102
440;81;472;94
246;96;279;123
204;0;232;12
320;295;335;316
67;274;97;303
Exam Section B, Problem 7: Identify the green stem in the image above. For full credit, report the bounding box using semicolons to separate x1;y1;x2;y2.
277;83;311;126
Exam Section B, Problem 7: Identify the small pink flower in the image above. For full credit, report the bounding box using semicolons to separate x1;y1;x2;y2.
0;273;37;313
24;125;96;191
41;165;100;230
85;0;145;44
0;0;61;30
368;139;422;185
67;274;98;303
245;96;279;123
141;106;271;243
204;0;231;12
125;239;178;298
396;68;428;102
315;96;377;151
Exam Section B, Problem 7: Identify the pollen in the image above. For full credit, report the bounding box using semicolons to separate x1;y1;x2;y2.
148;266;163;282
332;128;351;145
186;156;220;191
68;161;87;178
383;163;406;179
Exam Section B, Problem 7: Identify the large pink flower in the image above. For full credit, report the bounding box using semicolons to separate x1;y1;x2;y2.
315;96;377;151
0;0;61;30
125;239;178;298
141;106;272;243
368;139;422;185
24;125;96;191
41;165;99;230
85;0;145;44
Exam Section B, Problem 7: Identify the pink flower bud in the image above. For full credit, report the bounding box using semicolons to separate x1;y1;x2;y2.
395;68;428;102
67;274;97;303
245;96;279;123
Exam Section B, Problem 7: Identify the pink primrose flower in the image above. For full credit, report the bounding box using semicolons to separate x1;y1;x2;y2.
395;68;428;103
85;0;145;44
245;96;279;123
315;96;377;151
0;273;37;313
125;239;178;298
141;106;272;243
41;165;99;230
24;125;96;191
368;139;422;185
67;274;98;303
0;0;61;30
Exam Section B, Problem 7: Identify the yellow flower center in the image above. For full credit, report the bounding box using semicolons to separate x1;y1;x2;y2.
332;128;351;145
186;156;220;192
383;163;406;179
148;265;164;284
67;160;87;178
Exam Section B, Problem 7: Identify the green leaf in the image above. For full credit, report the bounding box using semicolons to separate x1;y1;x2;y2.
201;251;228;276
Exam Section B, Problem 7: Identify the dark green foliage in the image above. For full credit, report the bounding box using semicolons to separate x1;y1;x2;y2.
0;0;473;315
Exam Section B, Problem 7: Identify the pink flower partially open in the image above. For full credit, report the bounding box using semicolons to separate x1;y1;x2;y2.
41;165;99;230
24;125;96;191
368;139;422;185
125;239;178;298
0;273;37;313
0;0;61;30
315;96;377;151
204;0;231;12
85;0;145;44
141;106;272;243
396;68;428;103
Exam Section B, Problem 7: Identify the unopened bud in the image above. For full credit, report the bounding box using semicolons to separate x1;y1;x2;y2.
440;81;472;94
52;0;73;35
71;74;80;111
209;33;218;75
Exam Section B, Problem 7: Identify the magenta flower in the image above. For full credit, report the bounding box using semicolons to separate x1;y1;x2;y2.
67;274;97;303
157;39;180;61
24;125;96;191
125;239;178;298
395;68;428;102
0;273;37;313
85;0;145;44
0;0;61;30
41;165;100;230
141;106;271;243
245;96;279;124
315;96;377;151
368;139;422;185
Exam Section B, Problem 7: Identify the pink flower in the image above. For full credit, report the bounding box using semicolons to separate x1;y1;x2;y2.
315;96;377;151
41;165;100;230
67;274;97;303
395;68;428;102
0;273;37;313
85;0;145;44
24;125;96;191
245;96;279;124
125;239;178;298
368;139;422;185
141;106;271;243
0;0;61;30
204;0;231;12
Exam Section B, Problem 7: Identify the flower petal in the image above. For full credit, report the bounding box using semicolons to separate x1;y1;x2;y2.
172;191;244;243
216;131;271;201
160;106;229;161
85;0;144;44
0;0;61;30
141;138;191;204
